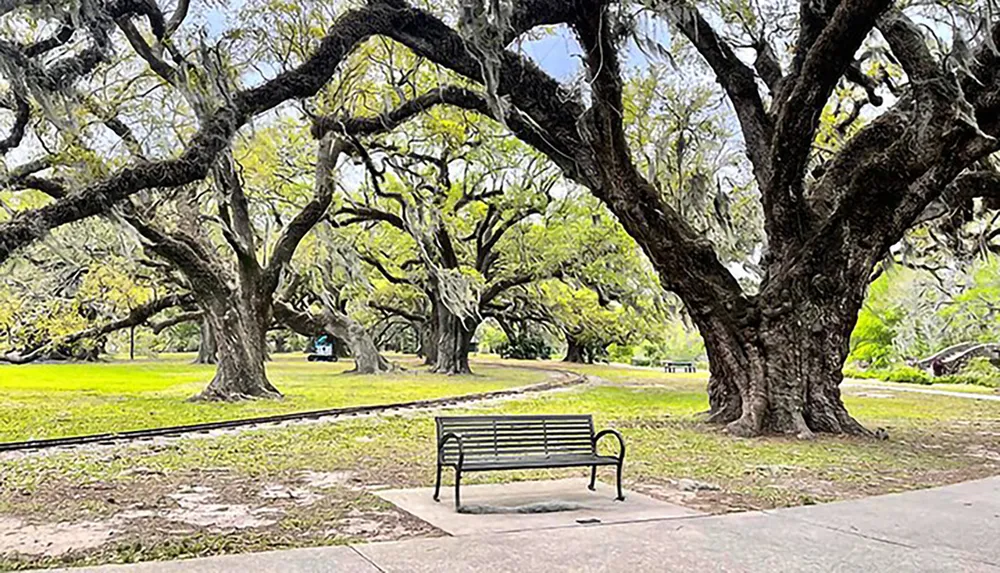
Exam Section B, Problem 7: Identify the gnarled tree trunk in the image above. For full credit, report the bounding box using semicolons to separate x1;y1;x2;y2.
192;295;280;401
194;318;217;364
420;305;439;366
321;308;395;374
433;301;473;375
697;247;871;438
563;333;585;363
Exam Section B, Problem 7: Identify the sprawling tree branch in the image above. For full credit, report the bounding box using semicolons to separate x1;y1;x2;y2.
360;253;414;285
482;275;535;306
645;0;773;180
914;170;1000;226
0;293;193;364
262;137;350;294
768;0;891;244
0;0;414;265
0;94;29;155
149;310;203;334
312;86;490;139
334;205;406;230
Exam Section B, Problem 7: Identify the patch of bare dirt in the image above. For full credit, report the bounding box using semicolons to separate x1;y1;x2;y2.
0;468;437;567
326;508;425;542
0;517;116;557
298;470;359;490
632;482;763;513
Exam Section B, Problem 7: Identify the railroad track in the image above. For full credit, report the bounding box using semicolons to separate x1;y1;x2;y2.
0;367;587;454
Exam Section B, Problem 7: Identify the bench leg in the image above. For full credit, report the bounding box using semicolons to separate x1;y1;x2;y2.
433;463;442;502
454;468;462;510
588;465;597;491
615;462;625;501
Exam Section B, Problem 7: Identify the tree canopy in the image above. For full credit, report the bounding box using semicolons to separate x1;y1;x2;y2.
0;0;997;434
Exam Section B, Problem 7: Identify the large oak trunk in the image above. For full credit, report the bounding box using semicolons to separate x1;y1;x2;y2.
194;318;217;364
321;309;394;374
563;334;585;363
433;302;473;375
699;278;870;438
420;306;439;366
192;298;280;401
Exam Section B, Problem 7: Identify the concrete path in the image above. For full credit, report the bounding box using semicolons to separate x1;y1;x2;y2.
375;478;700;536
50;476;1000;572
843;381;1000;402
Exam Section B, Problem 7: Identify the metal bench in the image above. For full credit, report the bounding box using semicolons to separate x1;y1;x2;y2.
434;414;625;509
662;360;696;373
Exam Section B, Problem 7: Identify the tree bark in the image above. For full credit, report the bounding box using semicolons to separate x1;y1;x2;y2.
192;296;281;401
194;318;217;364
563;333;585;363
433;300;473;375
421;306;439;366
321;308;395;374
698;260;871;438
271;300;396;374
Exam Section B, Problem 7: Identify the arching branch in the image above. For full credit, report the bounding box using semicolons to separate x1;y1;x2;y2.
312;86;490;139
0;293;193;364
0;1;415;265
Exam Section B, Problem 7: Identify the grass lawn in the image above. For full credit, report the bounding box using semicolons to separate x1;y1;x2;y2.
0;353;550;442
1;357;999;569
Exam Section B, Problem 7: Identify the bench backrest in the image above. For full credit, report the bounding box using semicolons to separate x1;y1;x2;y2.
436;415;596;465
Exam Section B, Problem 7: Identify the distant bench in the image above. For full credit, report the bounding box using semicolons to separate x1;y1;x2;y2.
434;414;626;509
662;360;696;373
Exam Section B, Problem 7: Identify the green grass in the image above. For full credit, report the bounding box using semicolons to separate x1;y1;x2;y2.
4;361;998;501
0;354;549;442
2;358;999;569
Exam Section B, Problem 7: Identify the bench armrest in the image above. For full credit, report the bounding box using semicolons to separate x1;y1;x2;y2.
437;432;465;467
593;429;625;462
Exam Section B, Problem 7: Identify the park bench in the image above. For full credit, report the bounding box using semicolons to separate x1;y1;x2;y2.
662;360;696;373
434;414;626;509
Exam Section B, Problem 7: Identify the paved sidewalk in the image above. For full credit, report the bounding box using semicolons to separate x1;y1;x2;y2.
52;477;1000;572
842;381;1000;402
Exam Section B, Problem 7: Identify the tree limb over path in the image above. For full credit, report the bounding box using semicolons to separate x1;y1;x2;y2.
0;0;414;265
0;293;194;364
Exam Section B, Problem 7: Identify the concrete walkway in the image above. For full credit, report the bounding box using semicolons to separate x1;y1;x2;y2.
843;381;1000;402
52;476;1000;572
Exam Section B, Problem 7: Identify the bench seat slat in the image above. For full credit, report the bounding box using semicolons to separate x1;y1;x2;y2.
442;440;595;447
439;434;592;442
442;445;594;454
446;454;620;470
438;424;594;432
438;425;593;434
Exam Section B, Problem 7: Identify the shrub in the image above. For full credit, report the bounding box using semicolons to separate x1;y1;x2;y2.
842;367;879;380
946;358;1000;388
934;374;983;386
607;343;634;364
883;365;932;385
630;356;653;367
496;336;552;360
